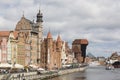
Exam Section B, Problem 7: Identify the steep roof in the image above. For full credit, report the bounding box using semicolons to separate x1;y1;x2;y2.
15;11;41;31
15;16;33;31
11;31;18;39
57;35;62;42
0;31;10;37
72;39;88;45
47;31;52;39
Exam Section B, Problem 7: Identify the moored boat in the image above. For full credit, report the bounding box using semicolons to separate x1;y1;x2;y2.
112;61;120;68
88;61;100;67
105;65;114;70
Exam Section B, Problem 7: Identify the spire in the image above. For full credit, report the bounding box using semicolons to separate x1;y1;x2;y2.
23;11;24;17
22;11;25;19
57;35;62;42
47;31;52;39
36;9;43;22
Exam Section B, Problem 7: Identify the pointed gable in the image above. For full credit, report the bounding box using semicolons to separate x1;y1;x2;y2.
57;35;62;42
15;16;33;31
13;31;18;39
47;31;52;39
9;31;18;39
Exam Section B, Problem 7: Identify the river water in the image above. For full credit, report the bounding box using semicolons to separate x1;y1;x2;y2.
46;66;120;80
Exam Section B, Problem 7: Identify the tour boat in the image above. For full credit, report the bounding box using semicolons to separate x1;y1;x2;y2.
105;65;114;70
88;61;100;67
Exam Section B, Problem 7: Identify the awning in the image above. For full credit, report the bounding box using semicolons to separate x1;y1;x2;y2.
0;63;12;68
29;64;38;69
37;67;45;71
62;64;71;67
12;64;24;69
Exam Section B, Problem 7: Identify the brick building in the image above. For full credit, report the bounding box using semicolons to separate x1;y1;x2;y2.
0;9;72;69
41;32;63;70
0;31;9;63
72;39;88;63
15;10;43;66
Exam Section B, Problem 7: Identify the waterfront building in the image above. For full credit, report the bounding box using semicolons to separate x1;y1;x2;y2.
63;43;74;64
110;52;120;60
67;52;74;64
0;31;10;63
15;10;43;66
0;8;89;70
41;32;71;70
97;56;106;65
72;39;88;63
61;41;67;65
7;31;18;64
15;32;26;66
0;9;72;68
41;32;61;70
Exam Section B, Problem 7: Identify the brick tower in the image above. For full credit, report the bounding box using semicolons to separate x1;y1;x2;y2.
72;39;88;63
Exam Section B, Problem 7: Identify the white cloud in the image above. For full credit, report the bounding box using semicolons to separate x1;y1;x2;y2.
0;0;120;57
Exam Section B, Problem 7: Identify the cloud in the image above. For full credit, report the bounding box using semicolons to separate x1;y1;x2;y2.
0;0;120;57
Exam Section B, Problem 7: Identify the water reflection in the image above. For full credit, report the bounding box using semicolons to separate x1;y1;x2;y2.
47;66;120;80
47;71;87;80
75;76;86;80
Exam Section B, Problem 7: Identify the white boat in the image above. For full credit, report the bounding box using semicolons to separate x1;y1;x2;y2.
88;61;100;67
105;64;114;70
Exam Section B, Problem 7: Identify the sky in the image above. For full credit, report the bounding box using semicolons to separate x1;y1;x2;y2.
0;0;120;57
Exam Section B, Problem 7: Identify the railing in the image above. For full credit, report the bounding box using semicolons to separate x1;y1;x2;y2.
0;65;86;80
1;73;11;80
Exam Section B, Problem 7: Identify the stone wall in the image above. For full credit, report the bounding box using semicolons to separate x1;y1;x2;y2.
1;67;86;80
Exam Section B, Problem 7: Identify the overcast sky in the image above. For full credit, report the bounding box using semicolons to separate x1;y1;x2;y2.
0;0;120;57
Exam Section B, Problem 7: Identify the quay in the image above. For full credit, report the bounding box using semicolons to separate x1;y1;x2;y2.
0;66;86;80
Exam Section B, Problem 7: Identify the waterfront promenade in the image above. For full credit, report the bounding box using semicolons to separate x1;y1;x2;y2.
0;66;86;80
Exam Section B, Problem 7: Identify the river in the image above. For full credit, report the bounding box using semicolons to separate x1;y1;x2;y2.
46;66;120;80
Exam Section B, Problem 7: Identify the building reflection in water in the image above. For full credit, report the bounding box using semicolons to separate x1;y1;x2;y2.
47;71;86;80
47;66;120;80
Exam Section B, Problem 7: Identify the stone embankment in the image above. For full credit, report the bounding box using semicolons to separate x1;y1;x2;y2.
1;67;86;80
58;67;85;75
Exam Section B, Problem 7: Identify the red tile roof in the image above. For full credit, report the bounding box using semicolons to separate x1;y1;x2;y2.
0;31;18;39
57;35;62;42
0;31;10;37
47;31;52;39
72;39;88;45
13;31;18;39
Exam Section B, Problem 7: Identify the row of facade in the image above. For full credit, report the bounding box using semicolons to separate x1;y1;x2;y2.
0;10;88;70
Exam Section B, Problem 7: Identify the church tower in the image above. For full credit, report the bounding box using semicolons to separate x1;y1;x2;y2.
36;9;43;64
15;9;43;66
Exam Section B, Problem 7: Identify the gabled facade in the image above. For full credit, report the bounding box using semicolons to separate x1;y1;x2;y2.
0;10;43;67
61;41;67;65
0;9;82;69
41;32;72;70
15;10;43;66
0;31;10;63
16;32;26;66
41;32;62;70
7;31;18;64
72;39;88;63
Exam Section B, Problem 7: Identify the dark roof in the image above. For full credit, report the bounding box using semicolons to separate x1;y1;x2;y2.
72;39;88;45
